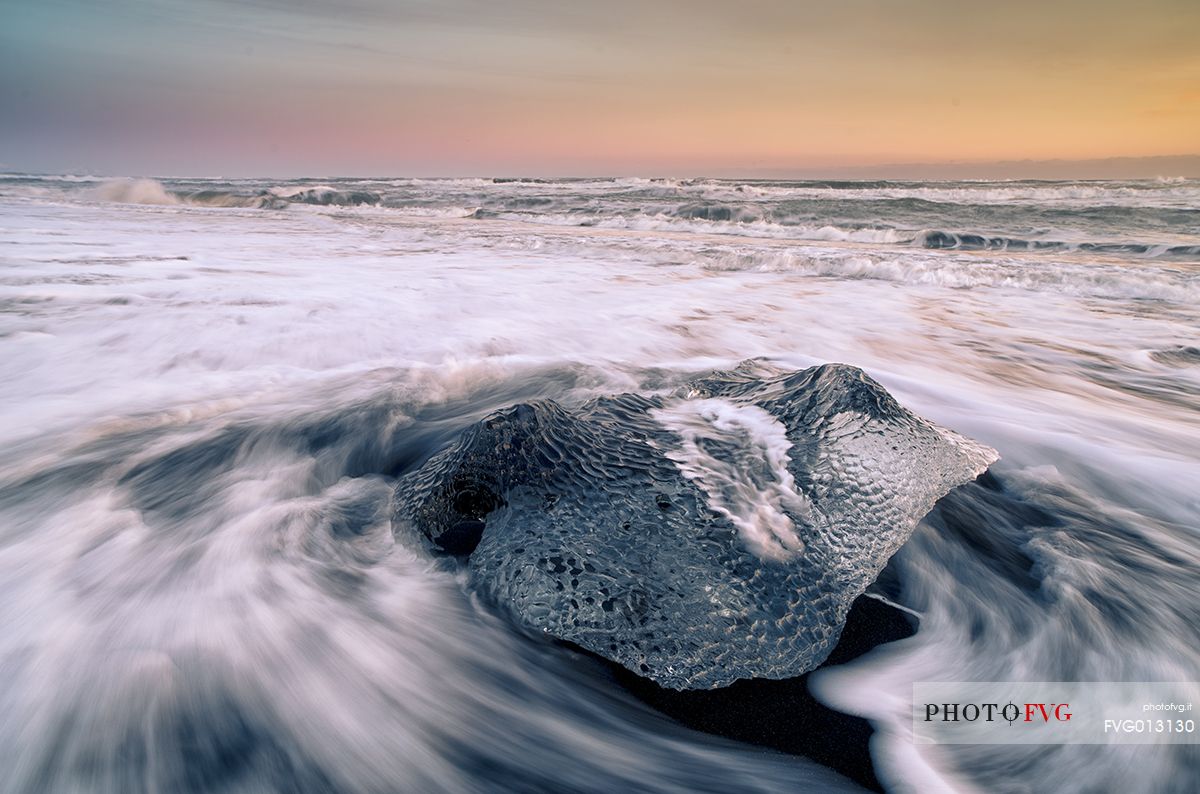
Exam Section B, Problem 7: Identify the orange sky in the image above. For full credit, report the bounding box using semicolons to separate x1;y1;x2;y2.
2;0;1198;175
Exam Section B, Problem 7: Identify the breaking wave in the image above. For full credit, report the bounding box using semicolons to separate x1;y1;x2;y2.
471;206;908;243
697;248;1200;301
88;179;382;209
11;176;1197;264
915;229;1200;260
91;178;180;206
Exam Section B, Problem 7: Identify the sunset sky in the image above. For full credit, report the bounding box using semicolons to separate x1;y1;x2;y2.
2;0;1198;176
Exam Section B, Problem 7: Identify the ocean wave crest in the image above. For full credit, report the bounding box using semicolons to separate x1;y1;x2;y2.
698;248;1200;301
87;180;383;210
915;230;1200;260
91;179;180;206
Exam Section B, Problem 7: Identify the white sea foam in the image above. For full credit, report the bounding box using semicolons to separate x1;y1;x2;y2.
652;398;813;560
718;181;1200;209
91;178;179;205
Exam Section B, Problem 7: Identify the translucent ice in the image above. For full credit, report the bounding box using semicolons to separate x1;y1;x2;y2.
395;362;998;689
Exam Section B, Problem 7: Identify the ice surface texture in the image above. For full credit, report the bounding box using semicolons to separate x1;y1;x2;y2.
395;363;997;689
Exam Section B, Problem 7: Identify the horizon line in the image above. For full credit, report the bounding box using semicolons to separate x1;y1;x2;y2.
5;153;1199;182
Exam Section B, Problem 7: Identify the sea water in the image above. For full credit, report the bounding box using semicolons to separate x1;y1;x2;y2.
1;175;1197;792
